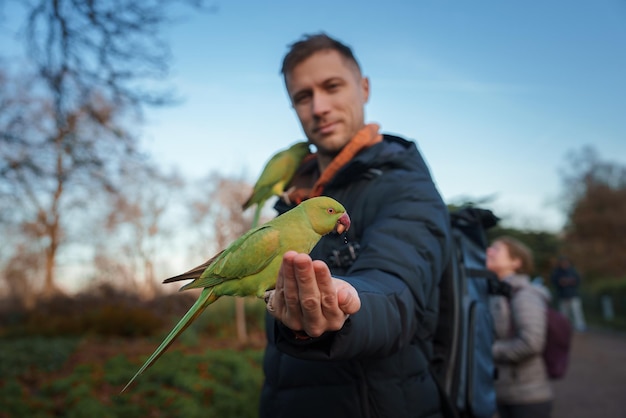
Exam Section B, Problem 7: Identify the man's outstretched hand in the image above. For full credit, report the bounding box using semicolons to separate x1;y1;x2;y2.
266;251;361;338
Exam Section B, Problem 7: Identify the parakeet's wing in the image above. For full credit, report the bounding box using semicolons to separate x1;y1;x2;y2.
180;224;281;290
243;143;308;210
257;150;297;187
162;252;223;283
242;152;290;209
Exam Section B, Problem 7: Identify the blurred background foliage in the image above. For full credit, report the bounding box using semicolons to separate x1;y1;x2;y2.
0;287;268;417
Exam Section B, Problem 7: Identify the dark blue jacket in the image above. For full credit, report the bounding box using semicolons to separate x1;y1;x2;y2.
550;265;581;299
260;134;451;418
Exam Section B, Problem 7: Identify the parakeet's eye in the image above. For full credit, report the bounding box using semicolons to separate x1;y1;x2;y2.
327;208;335;214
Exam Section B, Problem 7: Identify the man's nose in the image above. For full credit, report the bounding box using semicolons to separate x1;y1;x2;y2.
312;92;331;116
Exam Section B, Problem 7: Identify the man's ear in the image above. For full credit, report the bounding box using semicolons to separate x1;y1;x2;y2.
361;76;370;103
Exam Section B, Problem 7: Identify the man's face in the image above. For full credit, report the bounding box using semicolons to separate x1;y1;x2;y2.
285;50;369;157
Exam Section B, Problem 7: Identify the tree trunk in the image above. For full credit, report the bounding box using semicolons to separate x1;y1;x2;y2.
42;228;64;298
144;258;160;299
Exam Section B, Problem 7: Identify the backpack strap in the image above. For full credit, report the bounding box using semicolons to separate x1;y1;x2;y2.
430;366;460;418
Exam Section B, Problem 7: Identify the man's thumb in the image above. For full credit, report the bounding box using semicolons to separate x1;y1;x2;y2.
337;285;361;315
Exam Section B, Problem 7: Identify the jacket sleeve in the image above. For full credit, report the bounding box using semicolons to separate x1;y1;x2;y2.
274;155;451;360
492;287;547;363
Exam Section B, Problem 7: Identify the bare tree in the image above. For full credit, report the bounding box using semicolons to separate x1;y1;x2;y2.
0;70;135;297
89;248;140;294
188;172;254;342
0;0;208;297
97;160;184;298
1;244;43;309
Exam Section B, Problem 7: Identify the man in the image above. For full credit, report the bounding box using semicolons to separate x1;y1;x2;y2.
551;256;587;332
261;33;451;418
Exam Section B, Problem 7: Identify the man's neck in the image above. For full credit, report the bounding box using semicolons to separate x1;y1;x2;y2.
316;153;335;174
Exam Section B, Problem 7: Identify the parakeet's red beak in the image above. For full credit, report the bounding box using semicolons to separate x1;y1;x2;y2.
335;213;351;234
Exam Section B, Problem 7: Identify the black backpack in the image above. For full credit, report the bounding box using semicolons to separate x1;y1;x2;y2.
429;206;506;418
326;166;504;417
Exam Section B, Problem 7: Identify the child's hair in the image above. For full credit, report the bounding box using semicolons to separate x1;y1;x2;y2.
496;236;535;275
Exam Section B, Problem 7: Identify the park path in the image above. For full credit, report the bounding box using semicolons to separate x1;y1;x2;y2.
552;329;626;418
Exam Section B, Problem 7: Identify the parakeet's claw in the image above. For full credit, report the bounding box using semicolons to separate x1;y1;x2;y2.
281;186;296;205
264;290;276;312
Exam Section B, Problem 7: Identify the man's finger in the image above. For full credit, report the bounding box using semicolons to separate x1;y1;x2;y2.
293;253;320;315
276;250;295;291
337;282;361;315
282;252;302;308
279;251;305;330
313;260;337;313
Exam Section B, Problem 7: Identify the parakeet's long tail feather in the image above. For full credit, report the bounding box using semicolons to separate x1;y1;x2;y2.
163;253;223;284
252;204;262;229
242;195;254;211
121;288;219;393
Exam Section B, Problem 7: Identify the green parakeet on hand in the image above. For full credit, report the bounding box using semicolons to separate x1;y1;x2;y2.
121;196;350;392
243;141;310;226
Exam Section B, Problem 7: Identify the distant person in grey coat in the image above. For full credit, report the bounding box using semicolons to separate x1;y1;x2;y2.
487;236;553;418
551;256;587;332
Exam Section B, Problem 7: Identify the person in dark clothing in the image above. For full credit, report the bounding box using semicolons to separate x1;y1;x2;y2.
260;33;451;418
550;256;587;332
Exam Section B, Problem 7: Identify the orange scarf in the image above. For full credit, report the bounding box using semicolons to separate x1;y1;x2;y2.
286;123;382;204
310;123;382;197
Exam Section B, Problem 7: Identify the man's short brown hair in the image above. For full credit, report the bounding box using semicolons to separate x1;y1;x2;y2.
281;33;362;79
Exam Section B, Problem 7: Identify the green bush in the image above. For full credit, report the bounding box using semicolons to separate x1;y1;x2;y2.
0;287;269;417
1;295;165;338
0;336;79;378
116;348;264;417
85;304;165;337
1;291;268;340
582;276;626;332
0;336;265;418
587;276;626;296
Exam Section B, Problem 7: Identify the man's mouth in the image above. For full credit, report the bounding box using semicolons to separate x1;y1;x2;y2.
316;121;336;135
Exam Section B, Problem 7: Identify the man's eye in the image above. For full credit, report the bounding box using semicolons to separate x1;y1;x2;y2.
294;94;311;105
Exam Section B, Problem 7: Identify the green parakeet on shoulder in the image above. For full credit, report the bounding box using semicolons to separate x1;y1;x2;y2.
121;196;350;392
243;141;310;225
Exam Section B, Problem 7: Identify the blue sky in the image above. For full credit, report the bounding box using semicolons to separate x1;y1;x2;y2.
4;1;625;232
140;0;626;232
